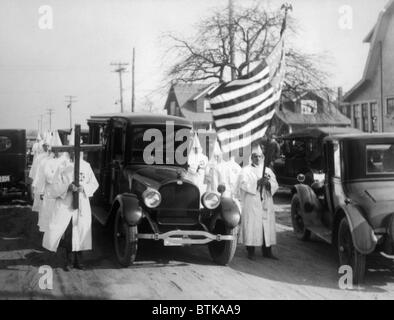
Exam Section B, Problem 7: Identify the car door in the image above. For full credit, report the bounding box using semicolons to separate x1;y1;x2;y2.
323;140;344;229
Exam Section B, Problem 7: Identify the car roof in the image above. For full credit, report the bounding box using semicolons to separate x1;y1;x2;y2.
88;112;192;127
282;127;361;140
325;132;394;142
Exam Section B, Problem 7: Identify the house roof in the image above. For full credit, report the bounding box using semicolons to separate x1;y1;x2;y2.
276;107;351;126
173;83;213;107
170;83;217;124
344;0;394;101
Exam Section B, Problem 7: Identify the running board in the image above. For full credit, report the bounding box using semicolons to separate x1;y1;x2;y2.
308;226;332;243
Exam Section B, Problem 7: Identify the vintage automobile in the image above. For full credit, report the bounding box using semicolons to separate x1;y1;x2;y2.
274;127;361;187
86;113;240;266
291;132;394;283
0;129;30;201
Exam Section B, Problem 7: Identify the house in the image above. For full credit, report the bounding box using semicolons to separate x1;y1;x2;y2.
343;0;394;132
164;83;219;157
269;90;351;136
164;83;218;130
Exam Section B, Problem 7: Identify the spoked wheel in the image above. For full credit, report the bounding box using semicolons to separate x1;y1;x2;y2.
291;194;311;241
114;208;138;267
208;222;238;266
338;217;366;285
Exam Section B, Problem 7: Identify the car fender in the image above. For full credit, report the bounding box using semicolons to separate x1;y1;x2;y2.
111;193;143;226
210;197;241;230
337;204;377;255
292;184;323;227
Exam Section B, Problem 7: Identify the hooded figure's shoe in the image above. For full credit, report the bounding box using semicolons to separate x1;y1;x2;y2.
73;252;86;270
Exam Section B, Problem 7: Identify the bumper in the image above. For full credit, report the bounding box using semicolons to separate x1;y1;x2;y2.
138;230;235;246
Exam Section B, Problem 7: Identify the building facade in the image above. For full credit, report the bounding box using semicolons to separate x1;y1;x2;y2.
343;0;394;133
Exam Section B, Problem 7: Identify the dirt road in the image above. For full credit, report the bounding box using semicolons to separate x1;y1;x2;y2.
1;191;393;300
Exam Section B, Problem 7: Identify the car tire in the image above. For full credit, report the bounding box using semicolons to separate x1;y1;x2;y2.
114;208;138;267
337;217;366;285
291;194;311;241
208;223;238;266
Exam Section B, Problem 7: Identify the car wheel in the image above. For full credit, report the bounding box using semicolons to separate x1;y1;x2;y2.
208;222;238;266
114;208;138;267
337;217;366;285
291;194;311;241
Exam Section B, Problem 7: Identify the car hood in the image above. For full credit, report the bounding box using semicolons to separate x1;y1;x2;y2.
345;181;394;228
125;165;190;190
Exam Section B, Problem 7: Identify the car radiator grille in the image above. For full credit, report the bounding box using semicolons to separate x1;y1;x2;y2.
157;182;200;225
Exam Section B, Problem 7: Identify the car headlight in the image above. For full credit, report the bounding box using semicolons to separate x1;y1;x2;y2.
201;192;221;210
142;188;161;208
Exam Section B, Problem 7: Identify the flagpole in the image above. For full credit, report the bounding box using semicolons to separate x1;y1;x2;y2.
259;3;292;200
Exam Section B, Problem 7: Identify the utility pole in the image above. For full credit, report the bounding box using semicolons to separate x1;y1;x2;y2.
132;48;135;112
229;0;236;80
111;62;129;113
46;108;54;131
65;95;77;129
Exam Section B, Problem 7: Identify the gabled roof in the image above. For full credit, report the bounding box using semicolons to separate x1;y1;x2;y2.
344;0;394;101
172;83;213;107
169;83;218;124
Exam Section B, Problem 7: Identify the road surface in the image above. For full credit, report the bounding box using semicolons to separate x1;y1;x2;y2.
0;191;393;300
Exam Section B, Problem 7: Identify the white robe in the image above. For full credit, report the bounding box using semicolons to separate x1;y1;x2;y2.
186;151;208;196
238;165;278;247
38;155;70;232
42;159;99;252
31;153;51;213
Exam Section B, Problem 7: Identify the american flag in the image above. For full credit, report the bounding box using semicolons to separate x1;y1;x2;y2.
208;33;286;157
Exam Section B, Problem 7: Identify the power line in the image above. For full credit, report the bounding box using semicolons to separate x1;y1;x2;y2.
111;62;129;113
65;95;77;129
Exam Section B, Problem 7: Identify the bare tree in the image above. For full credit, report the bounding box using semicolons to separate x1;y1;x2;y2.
164;2;332;99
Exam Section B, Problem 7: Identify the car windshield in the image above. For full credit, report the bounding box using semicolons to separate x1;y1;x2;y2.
130;125;192;166
366;143;394;174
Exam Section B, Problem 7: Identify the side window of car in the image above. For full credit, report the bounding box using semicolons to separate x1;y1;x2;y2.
0;136;12;152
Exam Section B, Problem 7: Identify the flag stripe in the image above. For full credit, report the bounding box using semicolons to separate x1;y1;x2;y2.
210;80;272;111
211;85;273;118
209;68;270;101
217;107;276;144
214;92;276;129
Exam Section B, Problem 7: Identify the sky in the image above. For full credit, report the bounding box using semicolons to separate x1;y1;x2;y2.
0;0;389;131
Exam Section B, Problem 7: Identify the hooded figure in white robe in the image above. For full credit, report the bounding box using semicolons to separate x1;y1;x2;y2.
238;144;278;260
30;137;51;212
31;133;43;158
36;133;66;232
186;133;208;197
205;140;223;193
42;154;98;269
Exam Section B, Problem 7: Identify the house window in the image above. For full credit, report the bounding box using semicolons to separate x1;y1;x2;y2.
204;99;212;112
353;104;361;129
370;102;378;132
301;100;317;114
387;98;394;115
361;103;369;132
